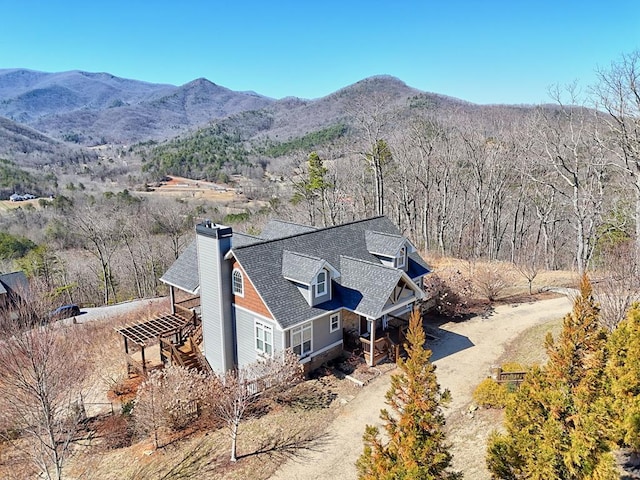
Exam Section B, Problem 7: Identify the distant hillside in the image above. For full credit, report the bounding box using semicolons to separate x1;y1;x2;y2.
0;116;97;169
0;69;538;182
0;69;274;144
140;75;477;181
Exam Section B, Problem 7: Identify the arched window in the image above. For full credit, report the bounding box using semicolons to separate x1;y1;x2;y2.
232;269;244;296
315;270;327;297
396;246;406;268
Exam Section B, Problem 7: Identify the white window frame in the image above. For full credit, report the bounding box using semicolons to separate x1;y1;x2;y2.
255;320;273;356
315;270;327;297
291;322;312;357
330;312;341;333
232;269;244;296
396;246;406;268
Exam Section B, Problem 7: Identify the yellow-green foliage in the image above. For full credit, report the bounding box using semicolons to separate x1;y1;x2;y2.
473;378;509;409
486;276;617;479
500;362;527;373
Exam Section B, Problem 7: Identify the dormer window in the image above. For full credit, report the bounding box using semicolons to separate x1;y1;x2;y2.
315;270;327;297
232;269;244;296
396;246;406;269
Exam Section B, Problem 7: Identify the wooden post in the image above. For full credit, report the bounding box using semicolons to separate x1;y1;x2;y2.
169;286;176;315
369;319;375;366
141;346;147;375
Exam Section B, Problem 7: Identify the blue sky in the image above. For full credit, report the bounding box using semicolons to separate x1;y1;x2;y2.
2;1;638;104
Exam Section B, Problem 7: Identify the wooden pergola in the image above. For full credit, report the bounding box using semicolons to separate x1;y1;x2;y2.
117;313;194;375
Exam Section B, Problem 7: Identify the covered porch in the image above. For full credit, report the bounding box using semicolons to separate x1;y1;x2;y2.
343;309;412;367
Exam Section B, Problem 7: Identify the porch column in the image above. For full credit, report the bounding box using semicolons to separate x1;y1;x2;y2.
369;318;375;367
169;286;176;315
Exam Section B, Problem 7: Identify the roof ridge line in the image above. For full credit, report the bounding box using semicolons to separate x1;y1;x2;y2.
365;229;403;238
283;249;323;261
340;254;403;273
233;216;388;249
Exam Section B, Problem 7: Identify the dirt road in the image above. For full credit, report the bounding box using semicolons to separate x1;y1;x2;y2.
269;296;572;480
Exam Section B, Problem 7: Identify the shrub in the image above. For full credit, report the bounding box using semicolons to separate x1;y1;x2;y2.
423;271;472;317
472;378;509;409
474;263;509;301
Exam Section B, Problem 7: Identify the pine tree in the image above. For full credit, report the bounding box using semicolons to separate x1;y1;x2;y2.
606;304;640;464
486;276;617;479
356;308;460;480
291;151;332;226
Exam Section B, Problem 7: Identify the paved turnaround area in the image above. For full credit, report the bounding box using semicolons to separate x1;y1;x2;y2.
269;296;572;480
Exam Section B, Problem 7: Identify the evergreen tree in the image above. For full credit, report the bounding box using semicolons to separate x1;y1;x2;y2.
486;276;617;479
606;304;640;463
356;308;460;480
291;152;332;226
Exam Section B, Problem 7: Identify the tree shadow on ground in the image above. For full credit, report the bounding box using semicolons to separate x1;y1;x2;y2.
238;427;331;462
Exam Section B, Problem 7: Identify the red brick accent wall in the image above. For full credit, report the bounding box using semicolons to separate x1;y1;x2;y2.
232;261;273;319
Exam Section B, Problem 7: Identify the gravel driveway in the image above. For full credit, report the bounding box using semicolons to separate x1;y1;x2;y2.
269;295;572;480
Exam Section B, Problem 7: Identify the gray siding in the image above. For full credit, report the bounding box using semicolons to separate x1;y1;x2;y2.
285;311;343;356
235;306;283;369
313;312;342;350
197;224;234;373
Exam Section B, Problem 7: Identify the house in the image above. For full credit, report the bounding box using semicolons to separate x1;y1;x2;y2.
159;216;431;373
0;271;29;315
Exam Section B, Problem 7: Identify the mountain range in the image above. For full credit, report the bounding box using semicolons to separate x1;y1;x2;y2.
0;68;535;181
0;68;480;146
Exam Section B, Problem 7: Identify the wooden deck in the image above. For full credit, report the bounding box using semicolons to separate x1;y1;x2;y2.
117;310;205;376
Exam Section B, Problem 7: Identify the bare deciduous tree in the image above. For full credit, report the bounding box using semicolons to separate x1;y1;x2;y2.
0;286;89;480
210;349;303;462
134;365;211;449
593;50;640;260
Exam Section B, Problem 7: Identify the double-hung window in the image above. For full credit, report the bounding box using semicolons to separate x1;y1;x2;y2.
255;320;273;356
291;322;312;357
330;313;340;333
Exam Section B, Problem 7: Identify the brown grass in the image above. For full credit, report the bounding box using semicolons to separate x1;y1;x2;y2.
497;317;564;367
427;256;579;301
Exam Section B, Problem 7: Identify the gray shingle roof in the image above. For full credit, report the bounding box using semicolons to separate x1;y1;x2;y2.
161;231;265;294
365;230;406;257
260;219;317;240
232;216;419;329
0;271;28;296
232;232;263;247
337;256;403;318
281;251;325;285
160;241;199;294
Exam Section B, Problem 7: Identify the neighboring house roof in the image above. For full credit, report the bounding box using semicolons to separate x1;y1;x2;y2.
232;216;429;329
259;219;317;240
364;230;406;257
0;271;28;296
